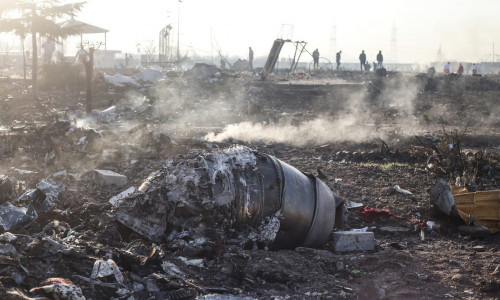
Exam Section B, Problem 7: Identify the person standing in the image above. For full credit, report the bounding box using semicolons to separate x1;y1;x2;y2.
312;49;319;70
365;61;371;72
471;63;478;75
336;50;342;71
75;45;89;65
443;62;450;75
248;47;254;71
42;38;55;64
359;50;366;71
376;50;383;69
457;63;464;75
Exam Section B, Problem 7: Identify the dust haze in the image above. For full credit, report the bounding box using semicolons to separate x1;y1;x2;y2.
205;76;421;146
79;74;425;148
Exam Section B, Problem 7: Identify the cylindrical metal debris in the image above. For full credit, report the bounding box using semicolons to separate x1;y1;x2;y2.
256;155;337;249
112;146;343;249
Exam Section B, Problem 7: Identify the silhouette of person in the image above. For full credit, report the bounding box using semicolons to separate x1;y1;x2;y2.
248;47;254;71
471;63;478;75
336;50;342;71
443;62;450;75
42;38;55;64
376;51;383;68
359;50;366;71
75;45;89;65
312;49;319;70
365;61;371;72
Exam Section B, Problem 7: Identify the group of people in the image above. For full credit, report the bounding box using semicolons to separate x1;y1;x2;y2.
443;62;478;75
41;37;90;67
238;47;480;76
312;49;385;72
359;50;384;71
312;49;344;71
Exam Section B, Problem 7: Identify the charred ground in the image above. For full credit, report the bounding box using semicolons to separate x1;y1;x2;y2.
0;70;499;299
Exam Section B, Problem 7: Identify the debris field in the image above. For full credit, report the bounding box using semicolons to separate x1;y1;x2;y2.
0;68;499;299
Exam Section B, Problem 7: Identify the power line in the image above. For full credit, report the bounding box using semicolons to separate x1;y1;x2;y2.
390;22;397;63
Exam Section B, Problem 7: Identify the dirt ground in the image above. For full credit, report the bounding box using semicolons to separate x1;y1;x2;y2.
0;68;499;300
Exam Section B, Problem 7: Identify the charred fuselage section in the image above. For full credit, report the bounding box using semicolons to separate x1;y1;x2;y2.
112;146;343;250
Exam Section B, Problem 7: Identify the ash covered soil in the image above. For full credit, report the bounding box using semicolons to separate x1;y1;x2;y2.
0;70;499;299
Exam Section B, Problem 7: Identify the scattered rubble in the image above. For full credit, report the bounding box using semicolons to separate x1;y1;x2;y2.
332;231;375;252
30;278;85;300
430;179;500;232
0;70;498;299
93;169;127;187
429;178;458;216
457;225;491;239
104;73;140;87
0;202;37;231
453;188;500;232
104;68;165;88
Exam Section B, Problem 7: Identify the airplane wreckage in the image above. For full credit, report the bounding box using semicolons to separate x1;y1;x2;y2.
111;146;345;250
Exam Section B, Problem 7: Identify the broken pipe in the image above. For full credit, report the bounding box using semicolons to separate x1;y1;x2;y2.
111;146;344;249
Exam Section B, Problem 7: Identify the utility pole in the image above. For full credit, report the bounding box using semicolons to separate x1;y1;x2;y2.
31;3;38;99
332;24;337;58
21;37;26;85
391;22;397;63
329;24;334;58
86;47;94;113
177;1;181;61
211;27;213;64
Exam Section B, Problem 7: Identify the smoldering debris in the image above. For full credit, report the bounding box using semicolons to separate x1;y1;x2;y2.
0;175;13;202
0;202;37;232
111;146;344;250
104;68;165;88
0;179;64;231
183;63;219;81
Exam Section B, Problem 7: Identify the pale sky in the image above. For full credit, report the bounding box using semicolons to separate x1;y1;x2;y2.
75;0;499;63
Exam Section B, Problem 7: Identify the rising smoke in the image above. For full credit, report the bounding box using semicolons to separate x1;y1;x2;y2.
206;76;422;146
70;73;423;150
205;116;384;146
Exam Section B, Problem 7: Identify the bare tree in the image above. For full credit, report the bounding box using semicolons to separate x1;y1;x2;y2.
137;40;156;66
144;40;156;65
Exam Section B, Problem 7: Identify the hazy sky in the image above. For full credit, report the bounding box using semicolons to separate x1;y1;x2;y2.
76;0;499;63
